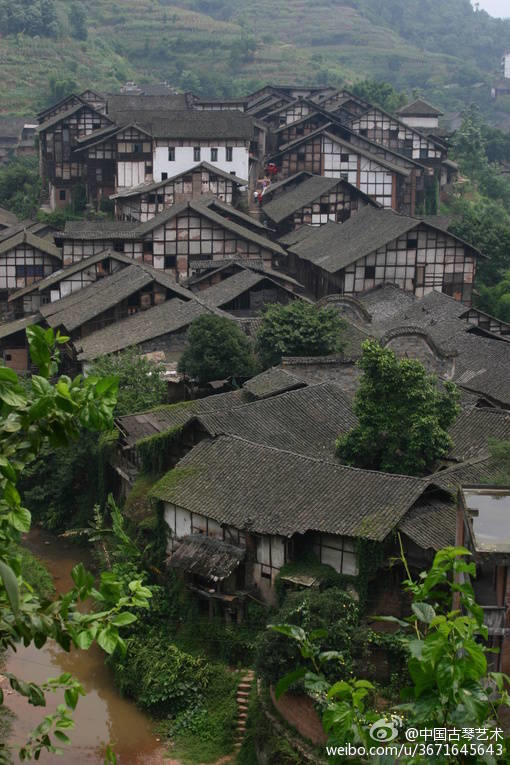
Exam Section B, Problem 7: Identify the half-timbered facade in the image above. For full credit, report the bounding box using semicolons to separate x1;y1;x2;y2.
282;206;481;301
111;163;248;222
261;174;376;235
0;231;62;311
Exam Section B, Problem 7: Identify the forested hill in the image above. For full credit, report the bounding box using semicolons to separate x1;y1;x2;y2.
2;0;510;119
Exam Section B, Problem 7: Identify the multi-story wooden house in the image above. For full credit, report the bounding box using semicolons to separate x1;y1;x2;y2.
395;99;444;132
111;163;248;222
261;174;377;235
281;206;482;301
0;230;62;312
55;199;285;282
38;102;114;209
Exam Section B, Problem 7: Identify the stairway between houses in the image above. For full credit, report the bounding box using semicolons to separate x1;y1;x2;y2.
234;669;255;751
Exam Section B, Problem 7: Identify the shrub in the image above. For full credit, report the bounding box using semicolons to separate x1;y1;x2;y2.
255;588;359;686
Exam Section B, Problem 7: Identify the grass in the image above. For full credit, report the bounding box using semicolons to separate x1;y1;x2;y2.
161;664;240;765
19;547;55;600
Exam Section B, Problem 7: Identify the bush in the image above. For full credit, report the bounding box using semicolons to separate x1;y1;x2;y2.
255;588;359;687
109;629;210;715
255;301;345;368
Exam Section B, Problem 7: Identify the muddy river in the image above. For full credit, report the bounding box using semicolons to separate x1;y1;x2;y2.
3;528;169;765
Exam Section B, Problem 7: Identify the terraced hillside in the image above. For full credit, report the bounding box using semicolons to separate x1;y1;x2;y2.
2;0;510;119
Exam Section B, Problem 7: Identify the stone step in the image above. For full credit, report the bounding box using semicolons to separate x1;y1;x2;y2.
237;692;249;700
238;683;252;690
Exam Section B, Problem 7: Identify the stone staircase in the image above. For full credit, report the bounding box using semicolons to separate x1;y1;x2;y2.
233;669;255;751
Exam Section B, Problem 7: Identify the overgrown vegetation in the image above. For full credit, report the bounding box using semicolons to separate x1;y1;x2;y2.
178;314;258;383
256;301;346;368
337;340;460;476
0;157;41;220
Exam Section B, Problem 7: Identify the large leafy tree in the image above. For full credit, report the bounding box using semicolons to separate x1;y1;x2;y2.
255;301;345;369
451;104;488;180
0;327;151;762
336;340;459;476
178;314;258;383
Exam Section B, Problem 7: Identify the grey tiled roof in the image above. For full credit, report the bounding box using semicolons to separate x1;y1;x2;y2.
62;220;139;240
448;408;510;461
0;231;61;260
243;367;307;399
168;534;245;582
116;389;250;447
0;207;18;228
150;435;431;541
449;332;510;407
262;176;344;224
430;455;506;492
193;382;357;458
396;99;443;117
76;298;219;360
398;496;455;551
0;314;40;340
108;110;254;140
286;207;418;274
198;269;300;308
110;162;248;199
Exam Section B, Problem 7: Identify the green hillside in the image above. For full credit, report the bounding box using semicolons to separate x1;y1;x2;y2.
2;0;510;119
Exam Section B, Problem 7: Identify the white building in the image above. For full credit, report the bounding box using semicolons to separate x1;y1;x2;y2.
503;52;510;79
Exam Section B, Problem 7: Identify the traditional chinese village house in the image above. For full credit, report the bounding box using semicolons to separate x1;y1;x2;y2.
395;98;444;132
0;231;62;312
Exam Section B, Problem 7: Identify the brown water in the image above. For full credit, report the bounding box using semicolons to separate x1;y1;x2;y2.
3;528;170;765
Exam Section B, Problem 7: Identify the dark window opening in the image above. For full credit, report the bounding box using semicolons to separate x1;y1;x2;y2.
365;265;375;279
113;242;124;252
407;237;418;249
336;209;350;223
59;189;66;201
157;193;164;204
168;147;175;162
165;255;177;269
359;128;368;137
193;147;201;162
148;194;156;204
320;202;330;215
340;153;350;162
16;265;43;278
145;163;153;175
183;174;193;183
210;148;218;162
143;241;153;255
133;143;142;153
161;172;168;181
93;122;101;130
226;147;233;162
4;354;11;361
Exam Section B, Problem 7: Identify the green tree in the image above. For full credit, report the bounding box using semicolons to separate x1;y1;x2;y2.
477;270;510;323
0;327;152;762
451;104;488;180
273;546;510;762
68;2;87;40
351;79;407;112
88;348;168;416
336;340;460;476
178;314;258;383
256;301;345;369
0;157;41;220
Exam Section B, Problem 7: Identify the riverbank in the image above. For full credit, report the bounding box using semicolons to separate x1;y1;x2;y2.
3;528;169;765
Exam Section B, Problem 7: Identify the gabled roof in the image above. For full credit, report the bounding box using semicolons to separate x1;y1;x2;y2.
60;219;140;241
107;93;190;118
0;230;61;260
76;298;222;361
0;207;18;228
285;207;483;275
41;260;193;332
150;435;433;541
191;382;356;458
36;93;84;120
260;171;313;199
185;260;303;291
198;269;299;308
448;408;510;462
110;162;248;200
106;110;254;140
168;534;245;582
262;175;377;224
0;314;40;341
272;126;412;177
38;102;112;133
396;99;443;117
243;367;307;399
350;104;445;150
187;202;285;256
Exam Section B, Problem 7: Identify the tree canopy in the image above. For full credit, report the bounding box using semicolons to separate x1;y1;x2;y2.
178;314;258;384
88;348;168;416
255;301;345;369
336;340;460;476
0;327;151;761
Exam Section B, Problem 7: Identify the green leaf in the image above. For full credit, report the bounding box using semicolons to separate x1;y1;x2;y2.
110;612;137;627
269;624;306;643
7;506;31;533
0;560;19;614
0;367;18;383
274;667;307;699
53;731;70;745
327;680;352;700
97;627;118;655
64;688;79;710
411;602;436;624
74;630;95;651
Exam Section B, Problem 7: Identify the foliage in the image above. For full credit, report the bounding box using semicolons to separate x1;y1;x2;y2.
477;270;510;323
136;426;183;475
178;314;258;383
451;104;488;179
160;664;239;765
0;326;152;762
69;2;88;40
88;347;168;416
256;588;359;687
256;301;345;368
0;157;41;220
18;548;54;601
0;0;59;38
486;439;510;485
273;546;510;763
336;340;460;476
351;79;407;113
109;630;210;715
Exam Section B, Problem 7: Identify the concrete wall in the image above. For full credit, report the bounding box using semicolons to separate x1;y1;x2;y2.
154;145;249;183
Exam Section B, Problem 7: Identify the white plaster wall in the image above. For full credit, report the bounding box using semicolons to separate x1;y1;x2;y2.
504;53;510;79
154;146;249;182
401;116;439;129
